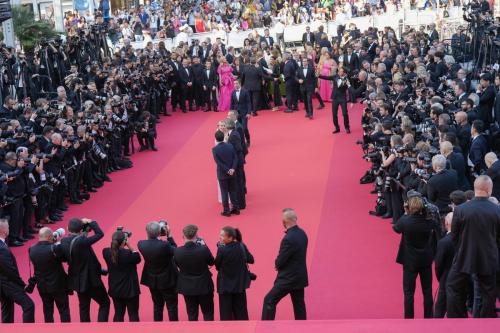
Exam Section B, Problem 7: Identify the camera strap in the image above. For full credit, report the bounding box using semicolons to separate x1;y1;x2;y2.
27;247;33;279
68;234;83;264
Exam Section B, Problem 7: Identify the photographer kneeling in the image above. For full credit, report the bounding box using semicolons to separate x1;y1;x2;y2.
393;191;437;319
61;218;110;322
103;228;141;322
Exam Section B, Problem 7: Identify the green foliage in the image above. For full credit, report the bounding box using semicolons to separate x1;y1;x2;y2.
11;5;57;53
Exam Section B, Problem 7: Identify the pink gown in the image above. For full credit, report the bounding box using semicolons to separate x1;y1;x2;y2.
218;64;234;111
320;62;333;102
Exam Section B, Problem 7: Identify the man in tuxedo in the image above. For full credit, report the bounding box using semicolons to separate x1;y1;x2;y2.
302;26;315;44
201;59;218;112
366;36;378;62
178;58;194;113
191;56;205;111
29;227;70;323
440;141;470;191
434;213;455;318
0;219;35;323
199;41;211;63
174;224;215;321
167;53;182;112
225;119;246;209
485;152;500;200
476;73;495;127
296;58;317;119
212;130;240;216
447;175;500;318
283;53;298;113
469;120;489;174
241;58;263;116
454;112;471;157
138;221;179;322
260;29;274;47
60;218;110;322
427;155;459;215
262;208;308;320
454;81;469;106
344;45;360;73
230;80;252;147
319;67;351;133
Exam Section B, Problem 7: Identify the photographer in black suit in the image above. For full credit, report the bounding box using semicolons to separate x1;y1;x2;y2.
296;58;317;119
215;226;254;320
0;219;35;323
393;191;437;319
319;67;351;134
138;221;179;322
174;224;215;321
262;208;308;320
103;229;141;322
28;227;70;322
426;154;459;215
447;175;500;318
485;152;500;200
60;218;110;322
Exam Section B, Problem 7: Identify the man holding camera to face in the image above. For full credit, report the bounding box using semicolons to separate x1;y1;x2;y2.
174;224;215;321
28;227;70;322
60;218;110;322
138;221;179;322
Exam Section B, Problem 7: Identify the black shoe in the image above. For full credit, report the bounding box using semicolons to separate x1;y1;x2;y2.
318;105;325;109
346;128;351;134
104;176;112;182
221;211;231;217
50;215;63;221
139;146;147;152
70;199;83;204
381;213;392;219
27;229;38;235
182;110;187;113
79;193;90;200
252;112;258;116
332;129;340;134
369;210;380;216
59;205;69;211
284;109;293;113
8;240;23;247
151;147;158;151
88;187;97;192
165;113;172;117
230;209;240;215
17;237;28;242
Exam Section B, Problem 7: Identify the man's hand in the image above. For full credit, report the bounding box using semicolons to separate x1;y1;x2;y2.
228;169;235;176
203;85;207;90
81;218;93;224
298;79;303;84
187;82;192;87
51;147;58;155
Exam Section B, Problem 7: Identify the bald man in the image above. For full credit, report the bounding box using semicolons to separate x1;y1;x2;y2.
454;111;471;156
0;219;35;323
29;227;70;322
440;141;470;191
262;208;308;320
485;152;500;200
446;175;500;318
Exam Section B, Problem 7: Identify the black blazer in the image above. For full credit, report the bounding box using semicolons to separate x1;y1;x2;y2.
302;32;315;44
295;66;317;93
318;74;350;101
495;91;500;124
60;221;105;293
201;68;218;89
447;152;470;191
241;65;263;92
487;159;500;200
283;60;297;86
469;134;489;173
103;248;141;298
426;169;458;214
393;214;436;269
212;142;238;180
214;242;254;294
260;36;274;47
478;85;495;125
451;197;500;275
0;240;25;290
228;130;244;167
178;66;194;87
230;88;252;118
138;237;178;290
435;233;454;282
174;242;215;296
274;226;308;289
29;241;68;294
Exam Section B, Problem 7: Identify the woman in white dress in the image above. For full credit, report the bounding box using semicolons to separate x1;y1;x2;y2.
216;120;231;203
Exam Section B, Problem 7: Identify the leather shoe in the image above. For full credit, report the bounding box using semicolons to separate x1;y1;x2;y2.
346;128;351;134
88;187;97;192
152;147;158;151
8;240;23;247
230;209;240;215
59;205;69;211
380;213;392;219
70;199;83;204
332;129;340;134
104;176;112;182
317;105;325;109
220;211;231;217
49;215;63;222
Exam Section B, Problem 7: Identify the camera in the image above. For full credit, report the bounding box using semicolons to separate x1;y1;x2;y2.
53;228;65;242
116;226;132;238
195;237;206;246
159;219;168;236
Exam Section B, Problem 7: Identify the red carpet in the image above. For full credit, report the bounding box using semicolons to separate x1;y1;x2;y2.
8;103;435;322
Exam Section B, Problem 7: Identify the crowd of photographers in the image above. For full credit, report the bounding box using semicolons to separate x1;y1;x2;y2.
355;1;500;318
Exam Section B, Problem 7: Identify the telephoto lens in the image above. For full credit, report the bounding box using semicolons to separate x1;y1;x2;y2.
52;228;66;242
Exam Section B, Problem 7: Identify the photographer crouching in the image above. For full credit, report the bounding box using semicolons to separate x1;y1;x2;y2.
60;218;110;322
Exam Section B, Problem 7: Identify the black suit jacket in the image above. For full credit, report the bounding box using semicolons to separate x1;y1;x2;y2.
260;36;274;47
469;134;489;173
241;65;263;92
212;142;238;180
230;89;252;118
283;60;297;86
318;75;350;101
451;197;500;275
138;237;178;290
178;66;194;87
29;241;68;293
0;240;25;291
302;32;315;44
274;226;308;289
487;159;500;200
201;68;218;89
60;221;105;293
478;85;495;125
174;242;214;296
426;169;458;214
228;130;244;167
495;91;500;124
447;152;470;191
214;242;254;294
393;214;436;269
103;248;141;298
295;66;317;93
435;233;454;282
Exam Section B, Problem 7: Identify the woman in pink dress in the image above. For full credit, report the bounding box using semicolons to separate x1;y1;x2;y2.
318;51;336;102
217;57;235;111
